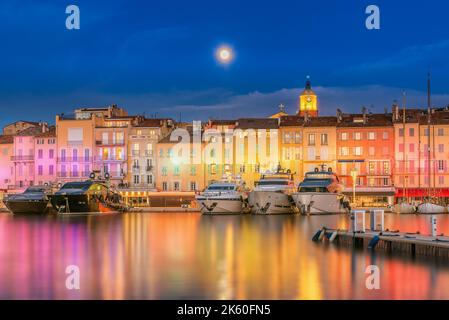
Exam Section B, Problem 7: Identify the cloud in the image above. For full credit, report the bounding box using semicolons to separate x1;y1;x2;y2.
1;85;448;128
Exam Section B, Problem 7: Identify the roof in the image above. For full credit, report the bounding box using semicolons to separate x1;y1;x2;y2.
4;120;40;127
393;108;449;125
337;113;393;128
235;118;279;129
303;116;337;127
35;126;56;138
279;115;304;127
135;118;173;127
208;119;237;126
0;135;13;144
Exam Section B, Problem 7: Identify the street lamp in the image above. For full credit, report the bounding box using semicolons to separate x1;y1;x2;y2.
350;168;358;206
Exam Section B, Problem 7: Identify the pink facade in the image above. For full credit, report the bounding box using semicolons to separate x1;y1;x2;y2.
0;136;14;190
34;131;57;186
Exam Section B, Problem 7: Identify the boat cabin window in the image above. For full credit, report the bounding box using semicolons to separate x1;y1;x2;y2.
25;186;47;193
60;182;92;191
299;187;329;193
256;180;289;186
206;185;235;191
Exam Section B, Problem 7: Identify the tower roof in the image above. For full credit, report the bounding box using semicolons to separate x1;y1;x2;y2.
301;76;316;95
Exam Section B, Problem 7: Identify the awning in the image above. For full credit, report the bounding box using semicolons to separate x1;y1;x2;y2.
395;188;449;197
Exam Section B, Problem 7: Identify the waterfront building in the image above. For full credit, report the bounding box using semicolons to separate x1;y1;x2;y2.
0;135;14;192
336;109;395;207
301;116;338;175
394;106;449;203
119;118;175;206
94;115;135;186
55;105;127;183
34;126;57;187
278;115;303;184
10;123;52;190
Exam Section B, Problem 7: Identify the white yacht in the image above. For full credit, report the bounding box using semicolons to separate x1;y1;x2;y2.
292;167;350;215
417;201;446;214
196;179;248;214
248;168;296;214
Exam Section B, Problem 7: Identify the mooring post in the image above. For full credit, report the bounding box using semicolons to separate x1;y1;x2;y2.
370;209;384;232
431;215;437;237
352;210;366;233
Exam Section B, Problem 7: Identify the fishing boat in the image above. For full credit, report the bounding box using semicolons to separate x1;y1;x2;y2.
3;186;52;214
248;166;296;214
292;166;350;215
195;177;249;214
50;179;126;214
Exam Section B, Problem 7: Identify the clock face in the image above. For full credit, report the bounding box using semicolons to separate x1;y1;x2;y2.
306;96;312;103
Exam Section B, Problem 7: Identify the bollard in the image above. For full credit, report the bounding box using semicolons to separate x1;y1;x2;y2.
370;209;384;232
431;215;437;237
352;210;366;233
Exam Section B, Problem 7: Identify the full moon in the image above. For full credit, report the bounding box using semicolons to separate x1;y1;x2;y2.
216;46;233;64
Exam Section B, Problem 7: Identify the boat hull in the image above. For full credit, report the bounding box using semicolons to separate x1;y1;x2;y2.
393;203;416;214
196;196;244;214
248;191;295;214
417;203;447;214
50;194;97;213
3;199;50;214
292;193;349;215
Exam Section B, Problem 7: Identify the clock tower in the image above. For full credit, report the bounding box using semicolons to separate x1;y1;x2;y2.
298;76;318;117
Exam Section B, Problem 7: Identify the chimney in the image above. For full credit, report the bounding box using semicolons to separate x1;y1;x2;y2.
304;111;310;123
41;122;48;133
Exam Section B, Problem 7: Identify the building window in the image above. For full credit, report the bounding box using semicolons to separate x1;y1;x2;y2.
283;132;291;144
340;132;348;141
398;128;404;137
354;132;361;141
439;144;444;153
438;160;445;172
424;128;430;136
190;166;196;176
174;166;180;176
409;128;415;137
368;132;376;140
162;167;167;176
38;165;43;176
354;147;363;156
147;175;153;184
383;161;390;174
368;162;376;175
162;182;168;191
174;182;180;191
438;128;444;136
383;178;389;186
255;164;260;173
133;175;139;184
382;132;389;140
240;165;245;173
308;134;315;146
340;147;349;156
399;144;404;153
439;176;445;185
190;181;197;191
38;149;43;159
409;144;415;153
49;165;54;175
294;132;301;144
320;134;328;145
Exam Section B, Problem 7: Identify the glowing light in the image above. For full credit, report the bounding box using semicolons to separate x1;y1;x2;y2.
216;46;234;64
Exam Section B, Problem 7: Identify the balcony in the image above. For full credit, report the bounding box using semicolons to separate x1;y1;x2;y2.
132;165;140;173
57;172;90;178
131;150;140;157
144;150;153;157
95;140;125;146
94;156;127;162
11;155;34;161
57;157;91;163
146;165;153;172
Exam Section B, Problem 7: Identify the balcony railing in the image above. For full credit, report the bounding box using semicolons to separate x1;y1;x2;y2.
132;165;140;172
146;166;153;172
57;157;91;163
95;140;125;146
144;150;153;157
57;172;90;178
132;150;140;156
94;156;127;162
11;155;34;161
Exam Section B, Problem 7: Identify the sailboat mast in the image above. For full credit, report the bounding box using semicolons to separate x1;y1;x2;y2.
427;73;431;199
402;92;407;202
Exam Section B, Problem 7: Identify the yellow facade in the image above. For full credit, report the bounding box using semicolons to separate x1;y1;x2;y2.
298;77;318;117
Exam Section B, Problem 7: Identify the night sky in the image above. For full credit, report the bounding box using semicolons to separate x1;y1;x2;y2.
1;0;448;127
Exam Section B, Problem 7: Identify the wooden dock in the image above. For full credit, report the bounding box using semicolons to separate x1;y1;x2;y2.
314;228;449;259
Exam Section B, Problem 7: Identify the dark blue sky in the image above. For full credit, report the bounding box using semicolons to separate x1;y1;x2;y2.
1;0;449;127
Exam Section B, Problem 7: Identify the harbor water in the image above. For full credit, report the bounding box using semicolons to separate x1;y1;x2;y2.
0;212;448;299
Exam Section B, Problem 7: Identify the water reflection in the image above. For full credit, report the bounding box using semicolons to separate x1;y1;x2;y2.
0;213;448;299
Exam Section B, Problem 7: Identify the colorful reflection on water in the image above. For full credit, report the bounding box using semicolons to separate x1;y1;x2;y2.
0;212;448;299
